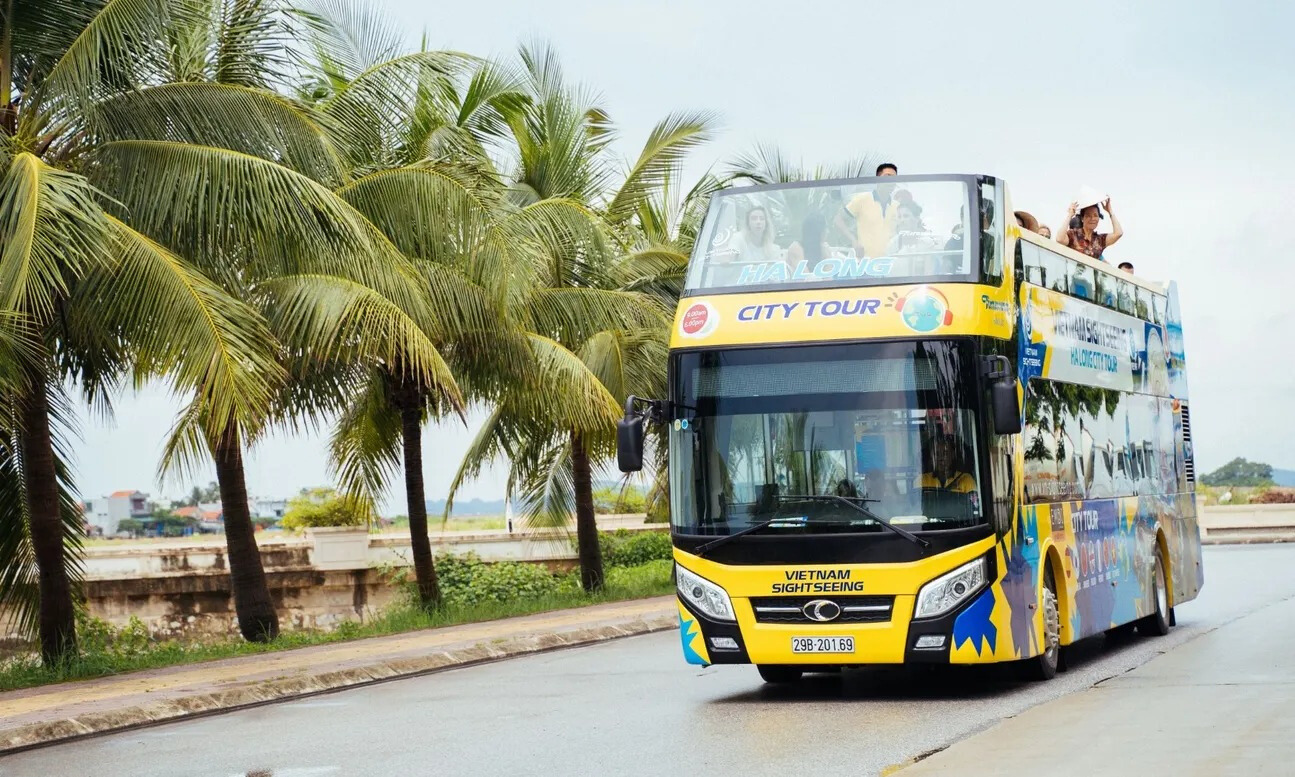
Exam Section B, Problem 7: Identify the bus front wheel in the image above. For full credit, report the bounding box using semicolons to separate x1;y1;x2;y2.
757;665;804;684
1137;550;1172;637
1017;567;1060;682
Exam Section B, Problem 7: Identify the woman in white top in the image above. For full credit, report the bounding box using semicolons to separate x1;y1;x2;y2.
726;205;782;263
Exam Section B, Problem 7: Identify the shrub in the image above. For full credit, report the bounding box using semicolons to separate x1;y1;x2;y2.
281;487;366;530
433;553;563;607
593;485;647;514
76;612;152;659
1251;488;1295;504
599;529;673;568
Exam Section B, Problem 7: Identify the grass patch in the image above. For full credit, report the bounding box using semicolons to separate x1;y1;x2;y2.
0;559;673;693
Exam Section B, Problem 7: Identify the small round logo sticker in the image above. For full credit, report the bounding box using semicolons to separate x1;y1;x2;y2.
678;301;719;339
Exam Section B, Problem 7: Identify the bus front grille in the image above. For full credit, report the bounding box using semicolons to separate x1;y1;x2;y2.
748;595;895;624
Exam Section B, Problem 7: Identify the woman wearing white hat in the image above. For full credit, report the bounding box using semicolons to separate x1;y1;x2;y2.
1058;194;1123;260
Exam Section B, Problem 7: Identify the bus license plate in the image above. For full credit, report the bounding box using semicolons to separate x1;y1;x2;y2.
791;636;854;654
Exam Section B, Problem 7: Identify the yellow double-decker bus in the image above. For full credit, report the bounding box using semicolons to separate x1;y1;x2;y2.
617;174;1203;682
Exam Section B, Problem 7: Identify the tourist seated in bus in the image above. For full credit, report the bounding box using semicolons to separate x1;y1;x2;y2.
1014;210;1040;233
1058;198;1123;260
1038;225;1052;239
836;180;900;258
1118;261;1134;274
876;162;898;176
722;205;782;264
785;211;833;273
917;435;977;493
888;201;938;251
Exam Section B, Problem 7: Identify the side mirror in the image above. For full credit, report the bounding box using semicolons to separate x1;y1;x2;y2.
983;355;1022;436
617;414;646;473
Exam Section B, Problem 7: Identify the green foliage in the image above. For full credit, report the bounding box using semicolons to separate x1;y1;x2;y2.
75;612;152;660
598;529;672;568
592;485;647;514
280;487;366;530
1202;458;1275;488
433;553;563;606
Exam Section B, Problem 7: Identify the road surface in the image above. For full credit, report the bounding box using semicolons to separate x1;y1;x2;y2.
2;544;1292;777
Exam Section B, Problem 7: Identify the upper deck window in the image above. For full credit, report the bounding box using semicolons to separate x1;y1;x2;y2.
684;177;979;294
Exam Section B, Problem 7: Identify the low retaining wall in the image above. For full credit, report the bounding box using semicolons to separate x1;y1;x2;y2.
1198;503;1295;542
1;522;664;641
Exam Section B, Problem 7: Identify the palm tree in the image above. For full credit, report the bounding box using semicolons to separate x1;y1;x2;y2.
289;4;604;608
0;0;297;660
446;43;714;592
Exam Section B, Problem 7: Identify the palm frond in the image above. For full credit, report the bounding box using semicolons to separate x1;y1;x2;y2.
524;288;668;346
513;434;574;531
604;110;717;225
37;0;203;113
327;371;401;522
90;82;346;182
578;329;667;406
78;217;286;437
258;273;463;411
291;0;406;84
502;334;620;434
0;153;112;324
211;0;292;88
442;404;509;520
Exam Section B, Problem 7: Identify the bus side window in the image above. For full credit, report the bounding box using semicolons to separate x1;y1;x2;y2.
1151;293;1167;325
1021;241;1044;285
1116;278;1135;315
981;182;1003;284
1070;260;1095;301
1095;270;1115;309
1134;285;1152;321
1042;247;1068;293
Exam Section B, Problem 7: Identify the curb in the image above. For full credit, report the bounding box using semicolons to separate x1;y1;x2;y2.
0;612;677;755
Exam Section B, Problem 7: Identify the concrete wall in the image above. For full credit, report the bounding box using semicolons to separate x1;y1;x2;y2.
1198;503;1295;542
1;522;664;641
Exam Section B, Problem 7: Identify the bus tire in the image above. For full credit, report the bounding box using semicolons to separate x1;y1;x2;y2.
1017;566;1060;681
757;665;804;684
1137;549;1171;637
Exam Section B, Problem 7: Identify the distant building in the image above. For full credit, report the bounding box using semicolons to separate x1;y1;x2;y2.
250;497;288;521
82;490;150;535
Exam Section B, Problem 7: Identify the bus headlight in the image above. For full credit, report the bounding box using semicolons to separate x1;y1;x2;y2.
676;564;736;622
914;557;987;619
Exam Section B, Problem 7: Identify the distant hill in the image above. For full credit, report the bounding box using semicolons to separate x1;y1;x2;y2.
424;498;507;517
1273;469;1295;487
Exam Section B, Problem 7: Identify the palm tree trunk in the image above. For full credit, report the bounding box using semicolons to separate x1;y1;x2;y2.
17;368;77;666
401;401;441;609
212;419;279;642
570;429;604;592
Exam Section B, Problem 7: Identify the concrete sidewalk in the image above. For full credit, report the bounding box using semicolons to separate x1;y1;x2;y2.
897;592;1295;776
0;595;675;755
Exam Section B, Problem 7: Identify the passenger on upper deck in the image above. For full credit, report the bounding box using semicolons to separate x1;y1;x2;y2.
1038;225;1052;239
1118;261;1134;274
1058;197;1123;260
726;205;782;263
835;164;901;258
785;211;833;272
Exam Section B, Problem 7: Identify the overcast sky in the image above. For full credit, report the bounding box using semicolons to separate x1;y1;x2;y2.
74;0;1295;511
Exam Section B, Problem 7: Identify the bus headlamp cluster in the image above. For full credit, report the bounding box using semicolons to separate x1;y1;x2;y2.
676;564;736;622
914;557;987;619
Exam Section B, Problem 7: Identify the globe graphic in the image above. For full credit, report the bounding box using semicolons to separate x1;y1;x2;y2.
902;295;944;332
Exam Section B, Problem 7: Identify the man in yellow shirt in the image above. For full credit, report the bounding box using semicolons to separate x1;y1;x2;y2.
918;434;977;493
835;163;901;258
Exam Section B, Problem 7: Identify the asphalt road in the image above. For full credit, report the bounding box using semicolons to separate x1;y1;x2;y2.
3;544;1293;777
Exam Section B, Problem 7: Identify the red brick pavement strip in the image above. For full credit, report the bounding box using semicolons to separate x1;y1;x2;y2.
0;596;676;755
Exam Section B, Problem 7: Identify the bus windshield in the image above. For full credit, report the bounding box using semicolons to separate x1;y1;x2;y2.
684;177;979;293
669;341;986;537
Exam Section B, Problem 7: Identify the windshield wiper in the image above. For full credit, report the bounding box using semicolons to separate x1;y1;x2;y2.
781;494;930;550
692;494;930;558
693;514;805;558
